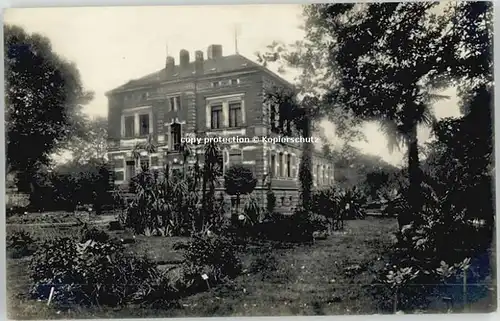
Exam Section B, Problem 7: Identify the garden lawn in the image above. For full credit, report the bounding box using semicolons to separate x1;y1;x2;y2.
6;211;117;226
7;216;495;318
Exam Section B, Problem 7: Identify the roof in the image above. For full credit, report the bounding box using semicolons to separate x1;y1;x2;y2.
107;54;294;94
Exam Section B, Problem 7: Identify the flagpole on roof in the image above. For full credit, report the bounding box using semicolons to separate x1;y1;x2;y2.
234;24;240;54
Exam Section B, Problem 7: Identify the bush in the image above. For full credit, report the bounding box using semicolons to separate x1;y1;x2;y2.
78;224;110;243
381;195;407;218
240;195;261;227
311;187;343;230
308;213;330;232
7;230;36;258
337;186;366;220
224;165;257;220
266;189;276;215
29;237;177;307
311;186;365;232
6;206;28;217
125;166;208;236
180;234;242;288
251;209;319;243
377;177;495;312
25;160;114;212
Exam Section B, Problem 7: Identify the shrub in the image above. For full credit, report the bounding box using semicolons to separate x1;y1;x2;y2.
311;187;343;230
78;224;110;243
337;186;366;220
382;195;408;218
377;178;495;312
290;207;318;241
25;160;114;212
242;195;261;226
7;230;36;258
308;213;330;232
266;189;276;215
180;234;242;288
6;206;28;217
125;163;212;236
29;237;176;307
252;208;318;243
224;165;257;218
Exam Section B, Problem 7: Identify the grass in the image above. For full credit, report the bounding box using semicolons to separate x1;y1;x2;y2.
6;216;497;318
6;211;120;229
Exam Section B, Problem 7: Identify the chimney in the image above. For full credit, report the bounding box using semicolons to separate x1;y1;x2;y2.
179;49;190;68
207;44;223;60
165;56;175;70
194;50;204;74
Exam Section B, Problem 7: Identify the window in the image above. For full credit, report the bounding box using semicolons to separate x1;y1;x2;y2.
212;81;220;88
279;152;284;177
126;160;136;180
139;114;150;136
112;157;124;181
270;105;276;130
112;158;124;169
151;156;159;167
229;150;242;165
211;104;223;129
114;171;124;181
169;95;181;111
124;116;135;137
206;95;245;129
287;154;291;177
122;108;153;138
271;154;276;177
228;102;242;128
316;165;320;184
281;197;285;206
270;105;280;132
171;123;181;151
230;79;239;85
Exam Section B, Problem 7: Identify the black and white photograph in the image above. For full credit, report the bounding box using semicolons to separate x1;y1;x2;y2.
2;1;496;318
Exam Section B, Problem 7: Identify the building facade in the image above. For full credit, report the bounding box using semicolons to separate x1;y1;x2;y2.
106;44;334;212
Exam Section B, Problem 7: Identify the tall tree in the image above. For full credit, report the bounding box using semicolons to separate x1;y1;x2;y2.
64;116;108;164
264;88;320;211
259;2;491;225
224;165;257;218
308;2;459;225
446;1;493;111
4;25;93;190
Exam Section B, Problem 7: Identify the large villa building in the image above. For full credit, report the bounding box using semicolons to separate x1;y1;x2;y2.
106;44;334;211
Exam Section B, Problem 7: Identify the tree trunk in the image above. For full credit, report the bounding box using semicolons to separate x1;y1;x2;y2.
232;194;241;226
206;165;217;228
201;168;208;230
403;125;423;227
300;114;313;212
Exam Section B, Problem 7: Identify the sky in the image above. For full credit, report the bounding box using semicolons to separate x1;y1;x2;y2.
4;4;462;167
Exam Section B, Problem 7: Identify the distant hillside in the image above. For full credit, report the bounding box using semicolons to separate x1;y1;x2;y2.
329;148;400;190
